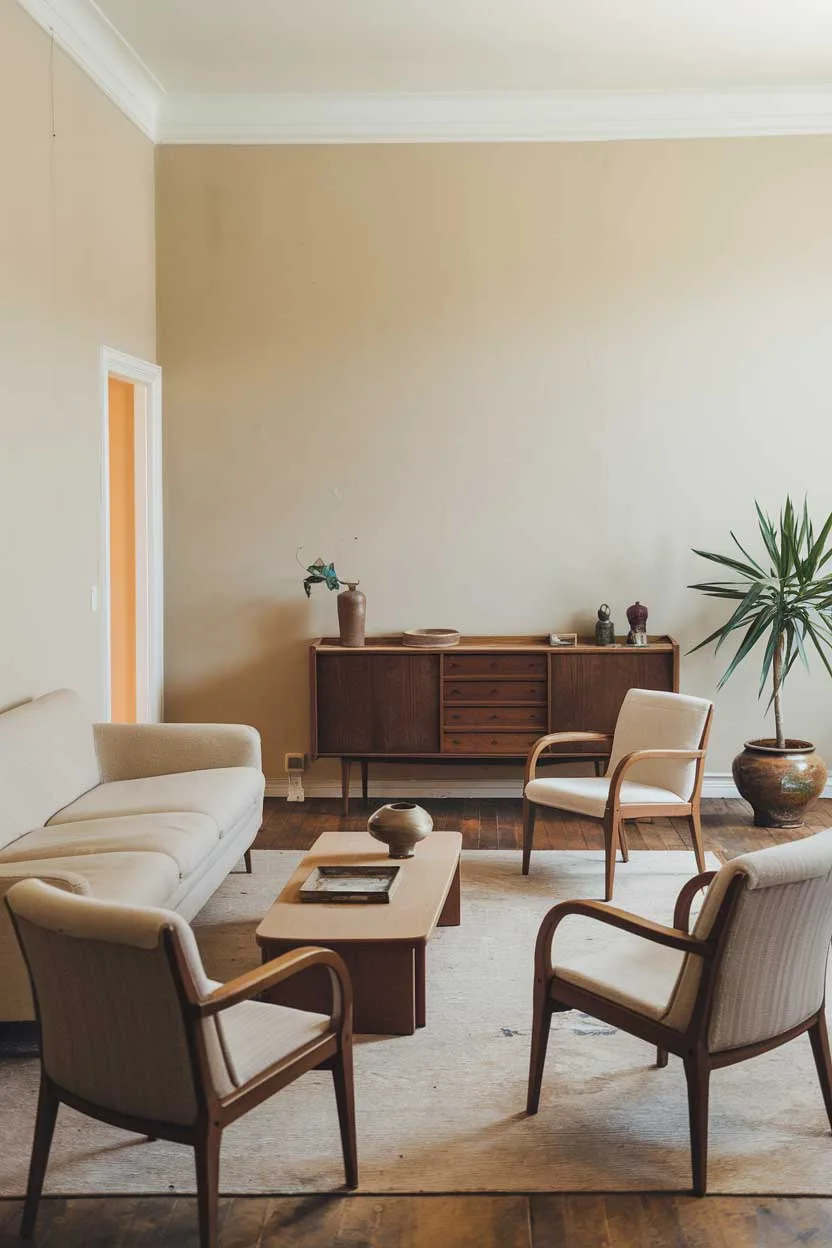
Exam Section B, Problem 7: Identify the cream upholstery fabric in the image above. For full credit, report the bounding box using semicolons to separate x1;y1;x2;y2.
1;852;181;908
525;776;686;818
5;882;335;1128
211;1000;331;1095
94;722;262;783
665;828;832;1043
704;830;832;1052
605;689;712;801
0;692;265;1022
48;768;265;839
0;813;220;878
551;913;685;1020
0;691;100;852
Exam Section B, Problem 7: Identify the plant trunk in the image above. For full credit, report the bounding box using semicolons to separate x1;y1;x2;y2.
773;633;785;749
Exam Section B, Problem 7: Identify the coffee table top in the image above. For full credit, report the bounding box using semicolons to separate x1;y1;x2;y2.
255;829;462;946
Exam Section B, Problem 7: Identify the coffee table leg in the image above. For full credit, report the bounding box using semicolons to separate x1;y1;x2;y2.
415;942;426;1028
438;858;461;927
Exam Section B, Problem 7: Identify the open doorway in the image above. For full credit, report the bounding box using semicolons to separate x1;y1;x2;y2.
100;348;163;723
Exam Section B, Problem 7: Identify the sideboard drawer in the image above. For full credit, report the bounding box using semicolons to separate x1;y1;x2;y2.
443;680;547;705
443;732;540;755
443;653;547;678
444;705;547;728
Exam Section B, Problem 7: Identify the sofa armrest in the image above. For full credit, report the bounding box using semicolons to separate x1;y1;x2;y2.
93;722;262;782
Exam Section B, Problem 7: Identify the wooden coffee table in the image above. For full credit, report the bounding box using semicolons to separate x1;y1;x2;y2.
256;830;462;1035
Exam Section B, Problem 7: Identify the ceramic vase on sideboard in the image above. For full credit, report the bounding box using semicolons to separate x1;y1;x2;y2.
337;582;366;647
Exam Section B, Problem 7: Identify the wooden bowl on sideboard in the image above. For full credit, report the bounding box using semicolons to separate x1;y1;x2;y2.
402;629;461;648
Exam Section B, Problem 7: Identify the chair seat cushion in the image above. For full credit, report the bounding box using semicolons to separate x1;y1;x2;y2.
211;998;332;1095
525;776;687;818
5;852;180;908
550;913;687;1023
0;813;220;879
48;768;264;839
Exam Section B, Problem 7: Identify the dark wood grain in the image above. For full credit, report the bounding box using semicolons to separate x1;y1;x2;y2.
549;650;676;736
316;653;441;754
5;1193;832;1246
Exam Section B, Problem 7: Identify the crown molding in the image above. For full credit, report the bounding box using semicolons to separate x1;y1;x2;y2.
13;3;832;149
159;88;832;146
16;0;163;139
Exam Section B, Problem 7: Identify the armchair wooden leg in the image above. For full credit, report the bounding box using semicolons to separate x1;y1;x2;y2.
243;849;253;874
194;1124;221;1248
656;1047;668;1068
809;1013;832;1132
522;798;536;876
603;812;618;901
332;1042;359;1188
527;988;554;1114
21;1076;59;1239
618;822;629;863
683;1050;710;1196
688;810;707;874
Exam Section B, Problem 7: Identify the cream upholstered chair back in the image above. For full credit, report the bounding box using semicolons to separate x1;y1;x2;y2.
6;880;224;1127
669;828;832;1052
606;689;712;800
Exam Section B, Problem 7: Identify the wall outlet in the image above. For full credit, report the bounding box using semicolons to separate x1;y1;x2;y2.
284;752;306;801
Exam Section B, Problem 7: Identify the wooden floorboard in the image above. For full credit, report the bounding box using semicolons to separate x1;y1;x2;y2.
2;798;830;1245
256;795;832;861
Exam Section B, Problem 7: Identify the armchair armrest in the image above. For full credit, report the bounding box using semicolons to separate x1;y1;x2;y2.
606;747;705;808
534;898;713;982
94;722;262;782
525;732;613;785
673;870;717;933
196;946;352;1028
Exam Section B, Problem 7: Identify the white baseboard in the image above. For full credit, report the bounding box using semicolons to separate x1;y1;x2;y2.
264;773;807;801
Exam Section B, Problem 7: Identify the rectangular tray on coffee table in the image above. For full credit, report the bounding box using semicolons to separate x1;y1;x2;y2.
255;830;462;1035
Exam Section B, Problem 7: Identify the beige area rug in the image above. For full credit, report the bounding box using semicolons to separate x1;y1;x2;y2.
1;848;831;1197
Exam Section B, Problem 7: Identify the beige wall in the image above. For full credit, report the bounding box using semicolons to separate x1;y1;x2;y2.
157;140;832;785
0;0;156;716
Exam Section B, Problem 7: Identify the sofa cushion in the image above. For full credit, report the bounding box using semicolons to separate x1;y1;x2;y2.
48;767;264;839
0;690;100;852
0;813;220;879
5;852;180;908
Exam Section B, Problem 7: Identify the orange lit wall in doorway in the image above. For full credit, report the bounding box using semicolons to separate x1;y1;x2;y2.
108;377;137;722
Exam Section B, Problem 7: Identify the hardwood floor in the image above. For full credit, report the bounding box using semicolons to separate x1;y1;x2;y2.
2;796;831;1246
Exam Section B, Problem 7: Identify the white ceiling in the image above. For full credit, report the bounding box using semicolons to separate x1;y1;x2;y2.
96;0;832;94
18;0;832;141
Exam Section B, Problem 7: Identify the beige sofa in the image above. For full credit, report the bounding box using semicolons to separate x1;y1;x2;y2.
0;689;265;1021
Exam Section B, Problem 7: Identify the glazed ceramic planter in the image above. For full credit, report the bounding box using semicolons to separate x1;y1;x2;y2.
732;739;827;828
367;802;433;859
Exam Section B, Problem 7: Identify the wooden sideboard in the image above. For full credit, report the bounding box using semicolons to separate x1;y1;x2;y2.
310;634;679;812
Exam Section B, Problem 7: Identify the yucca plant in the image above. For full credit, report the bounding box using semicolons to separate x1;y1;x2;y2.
688;497;832;749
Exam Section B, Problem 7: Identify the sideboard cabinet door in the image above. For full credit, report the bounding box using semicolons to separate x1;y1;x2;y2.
550;651;676;737
316;653;440;755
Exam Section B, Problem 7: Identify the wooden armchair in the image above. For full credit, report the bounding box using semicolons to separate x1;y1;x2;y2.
523;688;713;898
526;828;832;1194
5;880;357;1247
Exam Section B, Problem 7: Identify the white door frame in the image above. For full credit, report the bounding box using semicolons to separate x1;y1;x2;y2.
100;346;164;723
